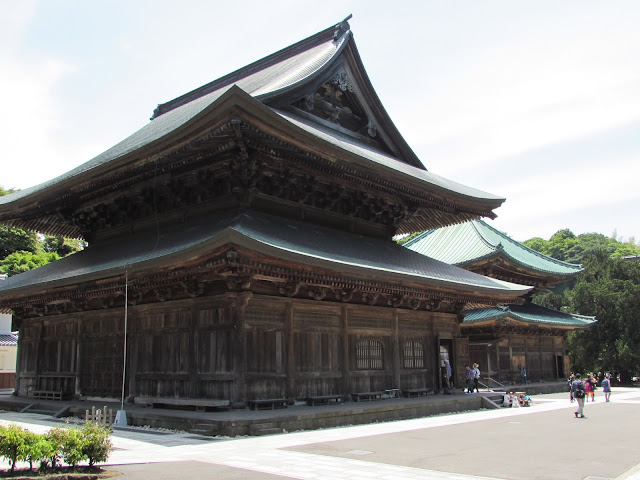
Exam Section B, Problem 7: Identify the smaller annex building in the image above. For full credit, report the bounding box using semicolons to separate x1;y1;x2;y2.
404;220;595;385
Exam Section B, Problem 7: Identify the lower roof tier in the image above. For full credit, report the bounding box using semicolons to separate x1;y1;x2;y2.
462;303;596;329
0;210;531;313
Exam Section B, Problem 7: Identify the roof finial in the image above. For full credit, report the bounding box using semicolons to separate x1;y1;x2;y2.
334;14;353;41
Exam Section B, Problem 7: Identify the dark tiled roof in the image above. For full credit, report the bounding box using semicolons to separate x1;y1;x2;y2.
0;21;355;209
0;18;505;230
463;303;595;328
404;220;582;277
276;111;503;202
0;211;531;300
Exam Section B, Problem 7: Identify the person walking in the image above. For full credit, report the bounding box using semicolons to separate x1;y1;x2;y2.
602;373;612;402
585;374;595;402
473;363;481;393
520;367;527;385
571;373;586;418
465;365;474;394
444;360;453;389
441;360;451;394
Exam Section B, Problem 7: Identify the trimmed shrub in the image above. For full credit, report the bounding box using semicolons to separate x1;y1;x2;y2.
0;421;113;473
81;422;113;466
45;427;68;469
60;427;84;467
0;424;28;472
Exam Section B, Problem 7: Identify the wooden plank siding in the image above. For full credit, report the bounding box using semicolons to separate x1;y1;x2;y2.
469;334;568;385
14;294;460;403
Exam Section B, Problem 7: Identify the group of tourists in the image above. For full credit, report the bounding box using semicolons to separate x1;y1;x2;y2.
465;363;481;394
502;391;532;407
569;372;613;418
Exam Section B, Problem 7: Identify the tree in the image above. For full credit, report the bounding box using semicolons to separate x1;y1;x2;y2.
0;186;84;276
0;251;61;277
523;229;640;264
567;250;640;381
0;225;38;260
42;235;85;256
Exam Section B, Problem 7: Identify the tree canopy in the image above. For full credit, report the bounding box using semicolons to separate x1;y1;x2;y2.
523;229;640;264
524;229;640;380
0;186;83;277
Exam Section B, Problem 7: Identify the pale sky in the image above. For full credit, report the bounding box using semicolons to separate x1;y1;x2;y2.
1;1;639;243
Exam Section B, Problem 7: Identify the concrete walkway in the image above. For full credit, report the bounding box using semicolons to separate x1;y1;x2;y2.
2;388;640;480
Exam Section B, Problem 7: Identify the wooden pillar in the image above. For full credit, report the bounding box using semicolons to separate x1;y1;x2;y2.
126;307;138;401
341;305;350;395
392;309;401;389
189;304;199;398
13;316;23;395
75;317;83;396
285;302;294;400
231;292;252;407
435;333;441;392
34;320;44;391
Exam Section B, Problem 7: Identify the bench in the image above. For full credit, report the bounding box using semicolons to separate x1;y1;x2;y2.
402;388;433;398
27;390;70;401
134;397;230;411
350;391;384;402
306;394;344;406
247;398;289;410
384;388;402;399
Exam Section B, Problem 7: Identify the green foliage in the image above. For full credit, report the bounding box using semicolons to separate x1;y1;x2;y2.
0;422;113;473
0;225;39;260
81;421;113;466
567;251;640;380
42;235;85;257
394;231;422;245
0;250;61;277
22;429;45;471
45;427;67;469
0;423;28;472
0;186;84;276
60;427;84;467
523;229;640;264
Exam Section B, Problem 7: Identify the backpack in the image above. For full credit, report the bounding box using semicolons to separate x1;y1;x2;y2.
574;381;585;398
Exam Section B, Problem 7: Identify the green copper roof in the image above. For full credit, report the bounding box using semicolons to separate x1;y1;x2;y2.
404;220;582;277
463;303;595;328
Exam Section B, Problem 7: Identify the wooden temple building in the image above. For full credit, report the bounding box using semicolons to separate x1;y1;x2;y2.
404;220;596;384
0;18;531;406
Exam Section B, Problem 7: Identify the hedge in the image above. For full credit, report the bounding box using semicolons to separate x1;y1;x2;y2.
0;422;113;473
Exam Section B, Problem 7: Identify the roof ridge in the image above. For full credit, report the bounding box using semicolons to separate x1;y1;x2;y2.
471;220;501;251
151;17;352;119
477;220;583;272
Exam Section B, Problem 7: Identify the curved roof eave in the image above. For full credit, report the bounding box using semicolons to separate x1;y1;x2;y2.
0;87;505;224
0;211;531;302
473;220;583;276
462;304;596;328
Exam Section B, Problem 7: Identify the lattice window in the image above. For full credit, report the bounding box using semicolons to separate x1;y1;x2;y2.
355;339;384;370
403;341;425;369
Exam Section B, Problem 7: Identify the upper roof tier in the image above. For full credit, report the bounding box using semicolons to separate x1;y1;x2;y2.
404;220;582;288
0;17;506;239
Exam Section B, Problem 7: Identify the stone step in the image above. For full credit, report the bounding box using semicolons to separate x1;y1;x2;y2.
189;422;219;436
26;409;57;416
252;427;282;436
248;422;282;436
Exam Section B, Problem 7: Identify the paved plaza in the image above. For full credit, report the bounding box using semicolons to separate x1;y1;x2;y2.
1;388;640;480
